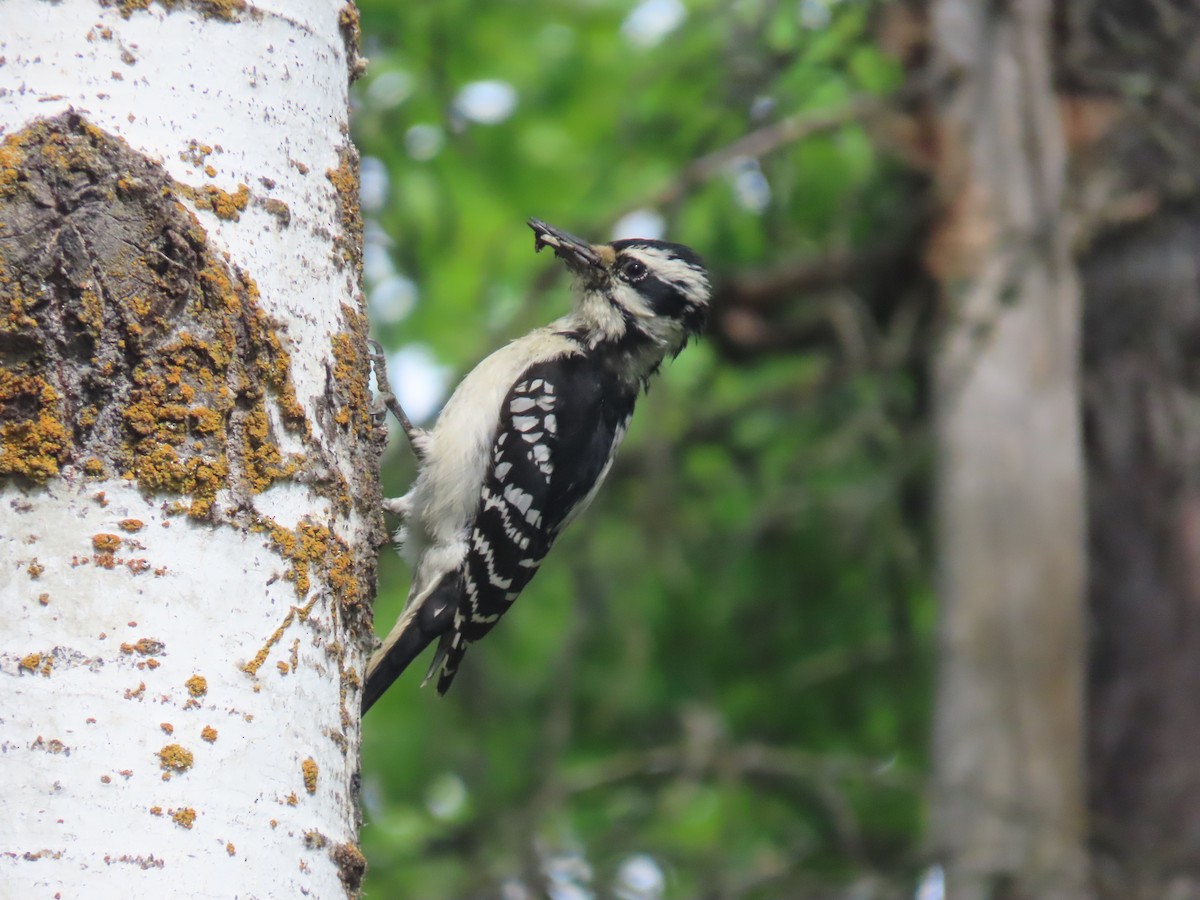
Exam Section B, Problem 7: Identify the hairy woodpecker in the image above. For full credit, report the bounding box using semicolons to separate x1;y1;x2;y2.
363;218;710;711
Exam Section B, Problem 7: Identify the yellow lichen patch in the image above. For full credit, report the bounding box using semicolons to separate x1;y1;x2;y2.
276;661;290;675
19;653;41;672
182;182;250;221
27;560;44;579
157;743;194;772
241;589;320;676
185;674;208;697
161;722;174;735
0;371;69;482
329;326;372;443
0;140;22;195
170;807;196;829
118;519;145;533
301;757;318;794
286;792;299;806
92;533;122;552
325;146;362;273
121;638;165;656
0;114;314;519
149;806;163;816
226;842;236;856
37;593;49;605
264;519;363;608
200;725;217;743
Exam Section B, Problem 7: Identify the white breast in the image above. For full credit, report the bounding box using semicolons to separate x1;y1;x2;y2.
405;328;580;555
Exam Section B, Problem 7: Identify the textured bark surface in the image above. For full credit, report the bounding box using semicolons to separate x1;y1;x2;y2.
0;2;377;895
1066;4;1200;895
926;1;1088;896
1083;216;1200;897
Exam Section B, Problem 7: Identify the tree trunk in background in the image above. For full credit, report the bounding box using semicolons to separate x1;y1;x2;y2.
925;1;1088;896
0;2;377;894
1068;4;1200;895
1083;215;1200;898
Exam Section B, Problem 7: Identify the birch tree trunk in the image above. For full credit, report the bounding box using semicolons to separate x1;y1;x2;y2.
0;2;378;894
925;1;1088;896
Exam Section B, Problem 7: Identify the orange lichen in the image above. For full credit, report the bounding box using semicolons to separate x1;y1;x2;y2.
121;638;164;656
183;183;250;221
92;533;122;552
241;589;319;676
200;725;217;743
1;116;314;521
118;519;145;532
170;807;196;829
161;722;174;735
149;806;163;816
325;146;362;272
329;327;372;443
264;520;362;607
157;743;193;772
225;842;236;856
301;757;318;794
185;674;207;697
0;371;69;481
27;560;43;579
19;653;40;672
37;593;49;605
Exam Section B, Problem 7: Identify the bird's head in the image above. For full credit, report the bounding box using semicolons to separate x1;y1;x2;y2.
529;218;710;364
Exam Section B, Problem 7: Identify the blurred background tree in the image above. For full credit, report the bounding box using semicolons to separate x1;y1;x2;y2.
353;0;1200;897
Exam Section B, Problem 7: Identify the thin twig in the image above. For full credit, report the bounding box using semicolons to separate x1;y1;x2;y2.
368;339;424;458
651;93;898;208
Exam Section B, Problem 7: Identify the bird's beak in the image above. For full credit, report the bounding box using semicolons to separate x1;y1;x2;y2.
528;218;610;272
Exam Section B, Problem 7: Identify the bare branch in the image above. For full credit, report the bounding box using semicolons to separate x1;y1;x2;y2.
652;94;896;207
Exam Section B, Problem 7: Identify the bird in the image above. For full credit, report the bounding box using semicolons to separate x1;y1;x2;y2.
362;217;710;712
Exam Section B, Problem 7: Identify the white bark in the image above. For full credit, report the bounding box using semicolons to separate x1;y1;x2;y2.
1;1;373;895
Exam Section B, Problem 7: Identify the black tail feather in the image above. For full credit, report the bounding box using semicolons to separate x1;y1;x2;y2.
361;625;433;713
361;571;460;714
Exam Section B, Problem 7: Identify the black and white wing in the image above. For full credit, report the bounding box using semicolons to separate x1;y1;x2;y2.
431;354;637;693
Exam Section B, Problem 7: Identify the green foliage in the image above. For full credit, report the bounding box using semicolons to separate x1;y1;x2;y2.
355;0;928;896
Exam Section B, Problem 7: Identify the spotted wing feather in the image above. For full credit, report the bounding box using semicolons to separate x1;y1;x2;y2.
433;355;636;693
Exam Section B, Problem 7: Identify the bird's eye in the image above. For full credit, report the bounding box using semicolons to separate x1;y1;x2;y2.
621;259;648;282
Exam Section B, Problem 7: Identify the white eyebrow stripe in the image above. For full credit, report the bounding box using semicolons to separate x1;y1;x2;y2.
623;247;710;299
